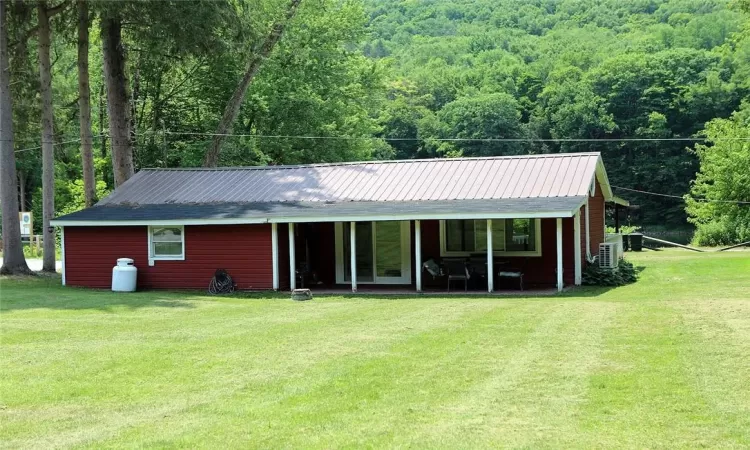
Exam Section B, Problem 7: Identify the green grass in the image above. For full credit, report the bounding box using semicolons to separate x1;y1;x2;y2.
1;250;749;449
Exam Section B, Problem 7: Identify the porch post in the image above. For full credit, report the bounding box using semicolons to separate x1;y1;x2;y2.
350;221;357;292
614;203;621;233
556;218;564;292
585;197;591;259
574;211;582;285
288;223;296;291
486;219;494;293
271;223;279;290
415;220;422;292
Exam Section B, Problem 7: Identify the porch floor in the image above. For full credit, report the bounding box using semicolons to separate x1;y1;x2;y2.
301;287;561;296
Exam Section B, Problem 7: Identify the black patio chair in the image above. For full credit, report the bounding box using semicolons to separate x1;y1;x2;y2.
443;258;470;292
497;258;528;291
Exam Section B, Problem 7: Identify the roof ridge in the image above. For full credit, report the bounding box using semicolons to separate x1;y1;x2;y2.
141;152;601;172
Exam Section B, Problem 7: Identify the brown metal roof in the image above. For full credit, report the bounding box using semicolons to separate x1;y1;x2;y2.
99;153;606;206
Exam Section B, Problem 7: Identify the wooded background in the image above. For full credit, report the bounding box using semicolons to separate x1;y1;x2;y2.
1;0;749;273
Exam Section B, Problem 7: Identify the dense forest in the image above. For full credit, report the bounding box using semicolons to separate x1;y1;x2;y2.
362;0;748;229
1;0;749;273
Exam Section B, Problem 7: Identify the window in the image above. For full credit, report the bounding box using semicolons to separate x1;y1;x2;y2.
505;219;536;252
441;219;540;256
444;219;505;253
149;226;185;260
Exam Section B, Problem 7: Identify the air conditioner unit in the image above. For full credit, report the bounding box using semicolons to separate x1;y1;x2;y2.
599;243;618;269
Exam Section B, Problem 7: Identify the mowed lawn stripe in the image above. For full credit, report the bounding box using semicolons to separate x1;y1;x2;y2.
96;300;562;448
1;294;503;449
406;301;619;449
674;299;750;444
579;300;750;448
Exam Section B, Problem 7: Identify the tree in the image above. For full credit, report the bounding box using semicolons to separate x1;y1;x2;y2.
37;0;69;272
101;13;134;187
77;0;94;206
435;93;525;156
202;0;303;167
687;105;750;246
0;0;31;275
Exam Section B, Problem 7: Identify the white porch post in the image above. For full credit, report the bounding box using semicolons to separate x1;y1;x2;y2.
556;218;564;292
415;220;422;292
271;223;279;290
585;197;591;259
288;223;296;291
350;221;357;292
487;219;494;293
574;210;582;285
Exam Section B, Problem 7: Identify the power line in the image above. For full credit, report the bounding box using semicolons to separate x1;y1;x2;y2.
12;131;750;152
12;132;733;154
613;185;750;205
12;135;107;154
10;132;748;206
156;131;731;142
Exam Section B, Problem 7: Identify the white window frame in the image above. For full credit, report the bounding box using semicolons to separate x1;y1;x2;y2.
439;219;542;257
147;225;186;262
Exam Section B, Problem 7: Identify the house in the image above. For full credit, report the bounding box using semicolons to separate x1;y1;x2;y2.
51;152;621;293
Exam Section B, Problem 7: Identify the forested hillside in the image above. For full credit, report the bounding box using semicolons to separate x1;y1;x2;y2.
2;0;750;272
363;0;748;226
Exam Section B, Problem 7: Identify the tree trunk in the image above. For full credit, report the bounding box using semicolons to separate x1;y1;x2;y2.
0;0;32;275
101;16;133;186
77;0;95;206
202;0;303;167
98;82;105;157
18;172;28;211
37;2;56;273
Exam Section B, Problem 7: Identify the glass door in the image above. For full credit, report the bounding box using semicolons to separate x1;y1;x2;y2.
342;222;374;282
336;221;411;285
374;221;408;283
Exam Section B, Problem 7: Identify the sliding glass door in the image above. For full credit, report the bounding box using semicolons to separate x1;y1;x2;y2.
336;221;411;285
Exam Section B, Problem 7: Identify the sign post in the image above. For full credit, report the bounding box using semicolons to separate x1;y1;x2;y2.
19;212;32;238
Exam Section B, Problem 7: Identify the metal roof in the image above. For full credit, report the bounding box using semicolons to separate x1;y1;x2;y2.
54;153;610;225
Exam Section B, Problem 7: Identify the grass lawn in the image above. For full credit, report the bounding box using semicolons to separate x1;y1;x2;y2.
1;250;749;449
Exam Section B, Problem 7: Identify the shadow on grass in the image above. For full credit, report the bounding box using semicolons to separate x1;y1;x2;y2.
1;273;198;312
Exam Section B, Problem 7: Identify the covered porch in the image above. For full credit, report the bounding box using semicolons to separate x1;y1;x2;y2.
272;213;590;294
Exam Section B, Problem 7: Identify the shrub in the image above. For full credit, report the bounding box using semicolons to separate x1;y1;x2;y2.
582;259;638;286
692;218;750;247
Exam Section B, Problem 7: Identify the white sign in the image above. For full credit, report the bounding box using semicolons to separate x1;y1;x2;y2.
19;212;32;237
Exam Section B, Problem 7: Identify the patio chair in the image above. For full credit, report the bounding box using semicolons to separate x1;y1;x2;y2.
443;258;470;292
497;258;528;291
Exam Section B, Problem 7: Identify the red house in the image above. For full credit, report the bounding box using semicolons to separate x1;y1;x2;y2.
52;153;620;293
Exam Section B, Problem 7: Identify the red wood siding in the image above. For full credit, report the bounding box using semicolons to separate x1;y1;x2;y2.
64;224;273;290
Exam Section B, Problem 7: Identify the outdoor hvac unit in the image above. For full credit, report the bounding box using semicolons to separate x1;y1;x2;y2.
599;243;619;269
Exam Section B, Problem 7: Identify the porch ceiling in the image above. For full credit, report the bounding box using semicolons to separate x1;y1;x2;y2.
51;196;586;225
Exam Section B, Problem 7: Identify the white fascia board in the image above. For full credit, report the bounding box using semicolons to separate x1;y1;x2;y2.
50;209;578;227
594;156;614;201
268;210;576;223
50;217;269;227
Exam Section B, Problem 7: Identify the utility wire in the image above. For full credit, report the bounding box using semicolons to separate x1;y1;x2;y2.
12;131;750;152
613;185;750;205
13;132;732;153
154;131;736;142
11;133;748;206
12;135;107;154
